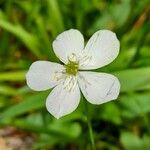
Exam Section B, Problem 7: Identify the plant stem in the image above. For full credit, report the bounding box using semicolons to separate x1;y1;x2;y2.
85;101;96;150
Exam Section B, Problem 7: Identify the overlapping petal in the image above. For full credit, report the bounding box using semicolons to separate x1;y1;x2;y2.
79;30;120;70
53;29;84;64
26;61;65;91
46;77;80;119
78;71;120;104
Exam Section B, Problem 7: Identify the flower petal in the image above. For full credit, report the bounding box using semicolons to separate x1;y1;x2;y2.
46;77;80;119
80;30;120;70
26;61;65;91
78;71;120;104
53;29;84;64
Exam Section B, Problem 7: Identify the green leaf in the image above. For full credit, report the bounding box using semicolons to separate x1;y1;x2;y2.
114;67;150;92
0;96;8;108
121;132;150;150
47;0;64;36
0;71;26;81
12;117;81;139
1;91;49;119
119;92;150;118
49;119;81;138
0;11;42;58
109;0;131;27
101;102;122;125
0;85;18;96
3;113;81;147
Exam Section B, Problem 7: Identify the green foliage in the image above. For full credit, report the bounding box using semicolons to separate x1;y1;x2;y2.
121;132;150;150
0;0;150;149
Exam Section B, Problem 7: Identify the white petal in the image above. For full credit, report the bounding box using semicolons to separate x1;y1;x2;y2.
53;29;84;64
80;30;120;70
26;61;65;91
46;77;80;119
78;71;120;104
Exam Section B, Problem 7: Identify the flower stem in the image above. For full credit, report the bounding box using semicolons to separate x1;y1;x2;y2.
84;101;96;150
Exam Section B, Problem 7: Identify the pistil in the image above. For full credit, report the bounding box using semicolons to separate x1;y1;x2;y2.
65;60;79;76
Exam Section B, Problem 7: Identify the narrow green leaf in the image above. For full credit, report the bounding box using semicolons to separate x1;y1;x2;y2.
47;0;64;36
0;71;26;81
0;11;42;58
1;91;49;119
0;85;18;96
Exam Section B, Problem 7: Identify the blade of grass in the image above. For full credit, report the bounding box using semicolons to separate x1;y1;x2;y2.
0;12;42;58
1;91;49;119
0;71;26;81
47;0;64;36
0;85;18;96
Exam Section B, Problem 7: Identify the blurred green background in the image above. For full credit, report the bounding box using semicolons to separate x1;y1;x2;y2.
0;0;150;149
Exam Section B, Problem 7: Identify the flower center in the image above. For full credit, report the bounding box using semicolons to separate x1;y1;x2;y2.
65;60;79;76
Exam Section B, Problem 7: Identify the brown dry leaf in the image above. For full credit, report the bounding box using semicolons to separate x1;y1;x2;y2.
0;137;8;150
0;127;34;150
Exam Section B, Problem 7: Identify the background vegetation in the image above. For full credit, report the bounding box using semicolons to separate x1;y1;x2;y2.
0;0;150;149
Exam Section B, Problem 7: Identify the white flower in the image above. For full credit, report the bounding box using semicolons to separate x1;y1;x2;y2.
26;29;120;119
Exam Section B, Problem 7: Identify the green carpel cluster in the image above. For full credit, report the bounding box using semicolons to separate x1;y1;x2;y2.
65;60;79;75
